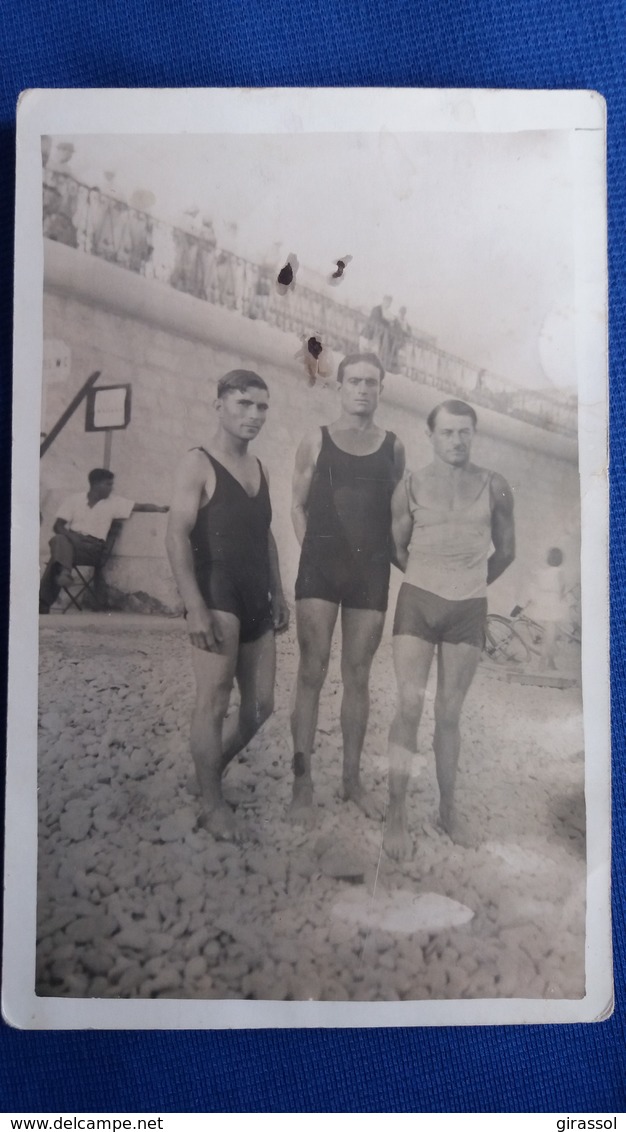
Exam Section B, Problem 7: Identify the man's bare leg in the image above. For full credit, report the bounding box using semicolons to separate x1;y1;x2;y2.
189;612;240;839
434;641;481;847
383;635;435;860
186;629;276;798
221;628;276;770
39;530;90;609
340;606;385;817
289;598;338;822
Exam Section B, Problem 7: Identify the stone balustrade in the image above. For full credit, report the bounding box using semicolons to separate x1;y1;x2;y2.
42;169;577;438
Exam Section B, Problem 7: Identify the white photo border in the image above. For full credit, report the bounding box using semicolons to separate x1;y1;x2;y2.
3;87;610;1029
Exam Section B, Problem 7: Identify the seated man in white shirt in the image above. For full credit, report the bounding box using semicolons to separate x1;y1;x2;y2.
39;467;168;613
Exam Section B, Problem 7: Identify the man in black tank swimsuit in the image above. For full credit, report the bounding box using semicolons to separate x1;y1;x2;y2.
290;352;405;822
166;370;289;841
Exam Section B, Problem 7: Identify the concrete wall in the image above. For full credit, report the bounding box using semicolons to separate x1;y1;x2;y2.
41;240;581;618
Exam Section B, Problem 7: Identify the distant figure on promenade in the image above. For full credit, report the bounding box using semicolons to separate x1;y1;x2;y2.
197;216;218;300
42;140;80;249
473;369;486;393
116;208;153;275
90;176;129;264
166;370;289;841
248;266;272;321
145;219;177;284
295;334;335;386
277;253;299;294
362;296;395;370
329;254;353;285
39;468;168;614
171;207;206;297
289;353;405;824
42;180;79;248
216;252;237;309
383;400;515;859
388;305;410;373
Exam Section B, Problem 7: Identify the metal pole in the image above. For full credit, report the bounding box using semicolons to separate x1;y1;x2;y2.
40;370;101;458
103;429;113;470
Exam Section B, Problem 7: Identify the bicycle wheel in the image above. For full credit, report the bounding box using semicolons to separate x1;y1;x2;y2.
521;615;544;649
484;615;530;665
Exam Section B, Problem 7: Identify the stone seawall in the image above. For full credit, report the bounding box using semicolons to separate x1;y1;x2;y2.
40;240;580;616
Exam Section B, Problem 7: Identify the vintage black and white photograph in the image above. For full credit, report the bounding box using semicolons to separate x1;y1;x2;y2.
4;89;610;1028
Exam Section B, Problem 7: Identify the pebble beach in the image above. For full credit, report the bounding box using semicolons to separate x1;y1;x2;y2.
36;615;586;1003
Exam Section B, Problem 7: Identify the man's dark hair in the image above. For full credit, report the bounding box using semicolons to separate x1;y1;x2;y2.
547;547;564;567
427;400;478;432
88;468;115;486
217;369;269;398
337;353;385;385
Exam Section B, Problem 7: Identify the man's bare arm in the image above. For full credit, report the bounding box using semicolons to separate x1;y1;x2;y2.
291;432;321;546
487;473;515;585
392;437;406;484
391;474;414;572
267;530;285;598
262;464;289;633
268;530;289;632
165;453;221;651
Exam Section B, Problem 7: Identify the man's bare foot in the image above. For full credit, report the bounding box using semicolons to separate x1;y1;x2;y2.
383;803;412;861
186;773;200;798
288;777;316;827
438;804;479;849
198;803;241;841
342;780;382;820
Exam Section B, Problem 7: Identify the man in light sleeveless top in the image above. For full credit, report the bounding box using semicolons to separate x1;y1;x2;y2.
383;399;515;859
166;370;289;842
290;353;406;823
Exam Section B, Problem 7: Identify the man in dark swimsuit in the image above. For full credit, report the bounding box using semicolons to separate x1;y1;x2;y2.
166;370;289;841
290;352;405;822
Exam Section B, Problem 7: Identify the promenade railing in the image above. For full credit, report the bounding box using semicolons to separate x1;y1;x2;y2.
42;170;577;438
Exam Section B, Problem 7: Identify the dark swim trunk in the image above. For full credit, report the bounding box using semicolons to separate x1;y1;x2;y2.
295;544;390;612
393;582;487;648
195;566;274;644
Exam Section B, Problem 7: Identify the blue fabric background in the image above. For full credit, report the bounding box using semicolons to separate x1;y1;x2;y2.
0;0;623;1113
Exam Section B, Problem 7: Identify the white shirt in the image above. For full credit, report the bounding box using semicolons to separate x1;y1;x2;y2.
524;565;568;622
57;492;135;541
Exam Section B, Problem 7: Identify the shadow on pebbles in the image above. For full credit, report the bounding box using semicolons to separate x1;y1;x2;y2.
36;622;586;1003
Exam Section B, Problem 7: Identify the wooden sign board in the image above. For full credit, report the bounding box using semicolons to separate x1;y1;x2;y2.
85;383;132;431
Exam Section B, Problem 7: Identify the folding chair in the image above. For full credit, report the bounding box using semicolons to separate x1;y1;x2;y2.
60;520;123;612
